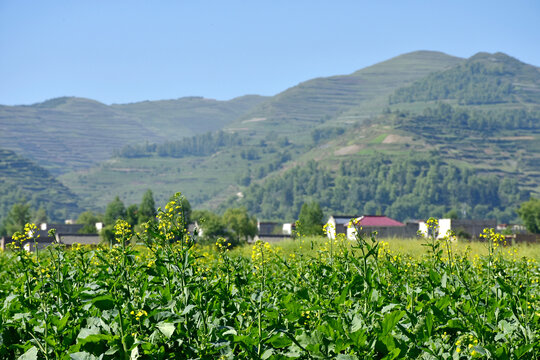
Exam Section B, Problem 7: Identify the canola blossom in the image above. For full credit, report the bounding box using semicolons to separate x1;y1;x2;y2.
0;197;538;359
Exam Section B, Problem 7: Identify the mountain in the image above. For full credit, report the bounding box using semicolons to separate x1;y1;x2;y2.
389;52;540;107
0;148;82;225
224;51;464;138
3;51;539;223
0;95;268;173
224;52;540;221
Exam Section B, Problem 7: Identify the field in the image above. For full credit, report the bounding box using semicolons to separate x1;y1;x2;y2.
0;200;538;359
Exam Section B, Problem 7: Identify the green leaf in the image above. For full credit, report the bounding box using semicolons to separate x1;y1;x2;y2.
381;348;401;360
296;287;310;300
156;322;175;339
268;333;292;348
351;314;364;333
222;328;237;336
425;311;433;337
17;346;38;360
473;345;487;356
336;355;358;360
381;310;405;336
69;352;99;360
77;327;100;340
515;344;534;359
429;269;441;284
91;295;115;311
57;312;70;332
181;304;196;315
261;349;274;359
130;345;140;360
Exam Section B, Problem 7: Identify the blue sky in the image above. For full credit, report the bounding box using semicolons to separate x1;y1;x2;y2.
1;0;539;105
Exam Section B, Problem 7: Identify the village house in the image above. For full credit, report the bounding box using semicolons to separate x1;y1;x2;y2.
253;220;292;242
1;222;102;252
326;215;417;240
418;218;497;239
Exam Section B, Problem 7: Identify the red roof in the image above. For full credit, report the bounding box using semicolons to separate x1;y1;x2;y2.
355;216;404;227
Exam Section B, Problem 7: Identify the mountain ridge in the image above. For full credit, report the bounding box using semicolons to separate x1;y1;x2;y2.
2;50;540;222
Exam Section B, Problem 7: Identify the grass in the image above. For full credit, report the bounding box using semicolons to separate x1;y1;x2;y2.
230;235;540;261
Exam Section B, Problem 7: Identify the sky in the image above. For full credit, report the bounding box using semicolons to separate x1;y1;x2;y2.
1;0;539;106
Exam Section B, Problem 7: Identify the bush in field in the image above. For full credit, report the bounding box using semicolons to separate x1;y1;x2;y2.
518;197;540;233
295;201;324;236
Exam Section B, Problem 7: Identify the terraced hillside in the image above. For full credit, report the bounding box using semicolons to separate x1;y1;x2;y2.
225;51;464;138
59;51;540;221
0;149;82;224
0;95;267;173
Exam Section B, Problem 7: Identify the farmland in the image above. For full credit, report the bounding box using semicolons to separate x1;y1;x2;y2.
0;196;538;359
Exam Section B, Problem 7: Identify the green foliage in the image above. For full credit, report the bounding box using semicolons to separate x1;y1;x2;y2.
0;95;268;173
222;207;257;243
445;209;460;220
389;53;537;105
76;211;102;234
115;131;244;158
517;198;540;234
104;196;126;226
125;204;139;227
296;201;324;236
2;202;31;235
191;210;229;243
231;155;527;222
33;206;48;224
138;190;156;224
0;211;538;358
0;148;82;223
392;103;540;133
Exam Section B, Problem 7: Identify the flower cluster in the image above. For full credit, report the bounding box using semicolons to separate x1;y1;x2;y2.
251;240;274;272
479;228;504;250
455;334;479;356
215;237;231;253
131;309;148;321
114;219;132;242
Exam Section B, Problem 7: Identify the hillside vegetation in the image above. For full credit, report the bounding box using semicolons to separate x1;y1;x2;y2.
224;51;464;139
2;51;540;223
0;149;82;224
0;95;267;173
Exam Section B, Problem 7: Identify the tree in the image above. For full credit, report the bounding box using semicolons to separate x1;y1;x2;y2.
104;196;126;226
138;189;156;224
222;207;257;243
126;204;139;227
3;202;31;235
444;209;459;220
296;201;324;236
76;211;102;234
33;207;48;224
517;198;540;234
192;210;229;243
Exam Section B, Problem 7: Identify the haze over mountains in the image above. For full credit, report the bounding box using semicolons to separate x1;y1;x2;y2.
1;50;539;223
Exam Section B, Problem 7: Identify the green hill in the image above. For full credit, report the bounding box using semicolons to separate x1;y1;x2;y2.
0;95;268;173
4;51;540;223
390;52;540;106
224;51;464;138
223;52;540;221
0;149;82;225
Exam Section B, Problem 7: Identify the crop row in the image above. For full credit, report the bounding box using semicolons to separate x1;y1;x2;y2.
0;195;538;359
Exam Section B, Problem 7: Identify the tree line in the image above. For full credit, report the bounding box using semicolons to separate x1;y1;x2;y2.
228;154;527;223
114;131;244;158
391;104;540;132
389;59;516;105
